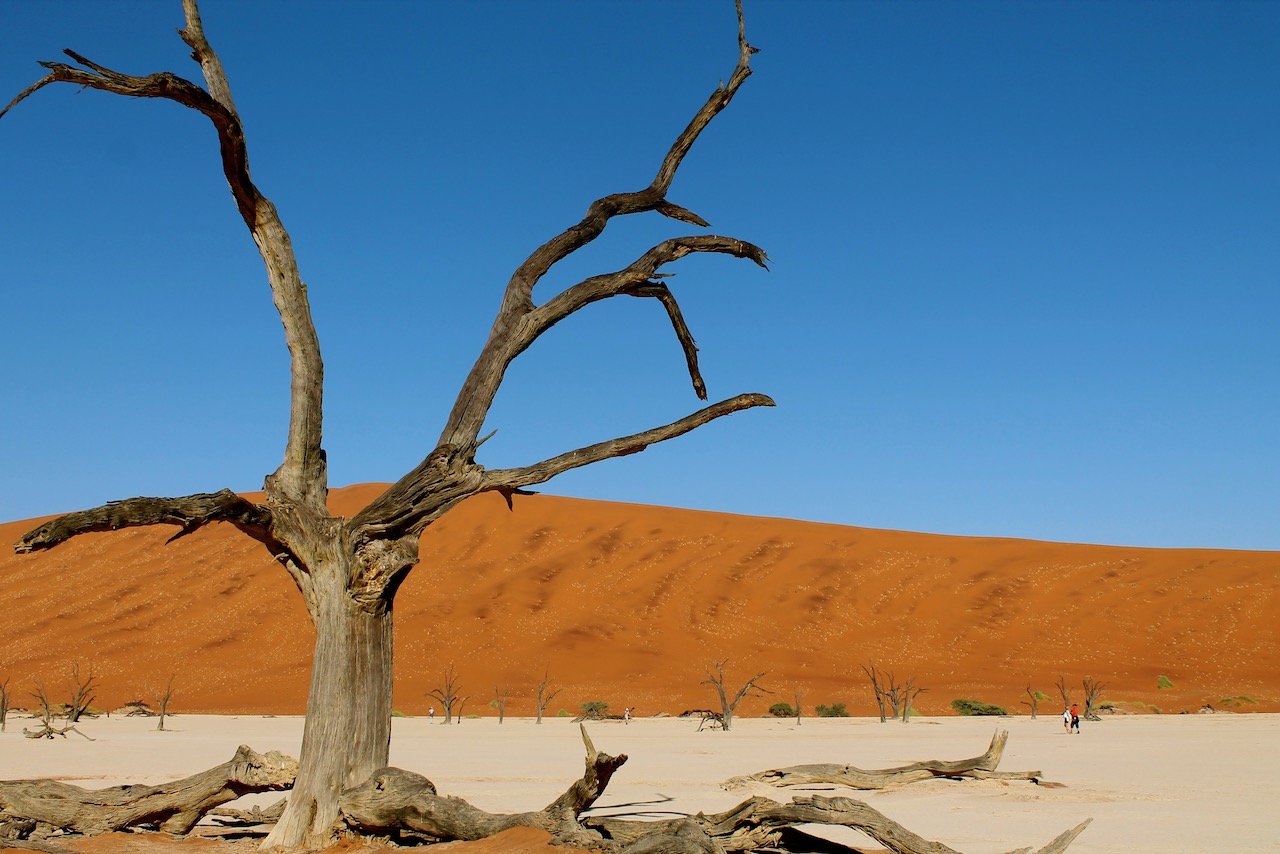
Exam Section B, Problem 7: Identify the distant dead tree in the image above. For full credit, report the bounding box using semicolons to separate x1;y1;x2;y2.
702;660;768;732
0;676;10;732
428;663;464;725
23;682;92;741
1055;675;1073;710
534;667;560;725
896;677;926;723
1082;677;1106;721
156;675;177;731
862;664;890;723
492;685;510;724
792;685;806;726
885;671;904;720
65;663;98;723
453;695;468;724
1021;685;1048;719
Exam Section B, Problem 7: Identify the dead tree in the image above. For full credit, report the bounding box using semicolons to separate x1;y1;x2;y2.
702;660;768;732
725;730;1053;790
429;663;464;725
883;671;923;722
792;685;806;727
155;674;177;731
454;696;469;724
534;667;560;725
898;677;926;723
0;677;9;733
492;685;510;724
4;2;771;846
1021;685;1047;719
863;664;890;723
1082;677;1106;722
22;683;92;741
64;663;97;723
885;671;904;720
0;746;296;841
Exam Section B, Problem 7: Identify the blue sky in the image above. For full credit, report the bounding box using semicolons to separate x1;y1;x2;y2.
2;1;1277;550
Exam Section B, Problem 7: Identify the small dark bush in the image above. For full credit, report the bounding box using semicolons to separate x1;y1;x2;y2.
950;699;1008;716
814;703;847;717
768;702;795;718
580;700;608;718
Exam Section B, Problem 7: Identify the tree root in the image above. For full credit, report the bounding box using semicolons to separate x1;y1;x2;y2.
723;729;1051;790
0;745;296;842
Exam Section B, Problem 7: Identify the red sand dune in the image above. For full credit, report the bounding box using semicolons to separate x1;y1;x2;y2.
1;484;1276;717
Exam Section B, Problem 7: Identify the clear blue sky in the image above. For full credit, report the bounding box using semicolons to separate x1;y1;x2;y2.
2;1;1277;550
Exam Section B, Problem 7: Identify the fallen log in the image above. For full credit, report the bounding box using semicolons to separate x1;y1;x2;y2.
724;729;1047;790
589;795;1092;854
0;745;296;841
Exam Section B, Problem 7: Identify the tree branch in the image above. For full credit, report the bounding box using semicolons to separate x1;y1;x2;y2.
481;393;774;494
14;490;275;554
526;235;768;399
437;0;759;450
3;5;328;513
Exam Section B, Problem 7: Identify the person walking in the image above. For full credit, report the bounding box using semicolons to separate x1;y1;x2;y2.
1069;702;1081;734
1062;706;1071;734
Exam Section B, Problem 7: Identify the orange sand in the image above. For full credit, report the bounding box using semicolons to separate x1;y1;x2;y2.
1;484;1276;716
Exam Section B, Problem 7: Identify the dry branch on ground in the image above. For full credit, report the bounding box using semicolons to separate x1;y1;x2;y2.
723;730;1049;790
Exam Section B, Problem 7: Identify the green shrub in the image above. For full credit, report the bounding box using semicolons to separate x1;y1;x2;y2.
1156;675;1174;690
1220;695;1258;707
950;699;1008;716
391;709;408;718
580;700;608;718
814;703;847;717
768;702;795;718
556;708;570;717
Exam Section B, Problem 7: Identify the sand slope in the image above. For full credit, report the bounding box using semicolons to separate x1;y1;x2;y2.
1;484;1276;716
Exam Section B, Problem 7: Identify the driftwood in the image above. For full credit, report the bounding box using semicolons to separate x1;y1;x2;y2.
0;745;296;842
724;730;1048;790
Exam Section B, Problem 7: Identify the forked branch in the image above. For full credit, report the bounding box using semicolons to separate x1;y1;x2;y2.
436;0;762;452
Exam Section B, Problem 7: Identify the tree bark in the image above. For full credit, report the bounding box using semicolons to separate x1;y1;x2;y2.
264;565;394;849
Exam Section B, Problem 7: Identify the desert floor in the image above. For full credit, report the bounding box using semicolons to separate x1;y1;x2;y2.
1;712;1277;853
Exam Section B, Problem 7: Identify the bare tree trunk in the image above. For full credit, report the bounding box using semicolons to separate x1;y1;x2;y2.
0;677;9;733
863;664;888;723
156;675;176;732
264;565;393;848
535;668;559;725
